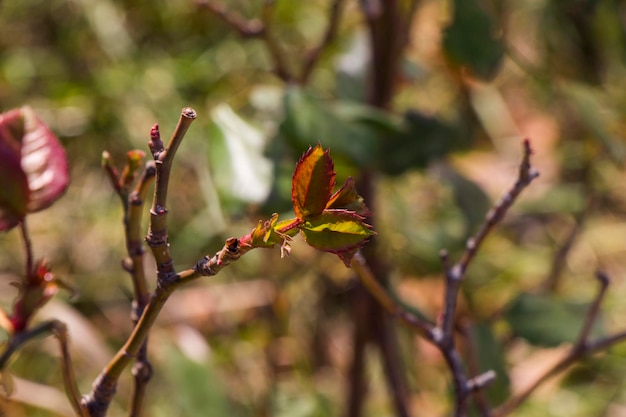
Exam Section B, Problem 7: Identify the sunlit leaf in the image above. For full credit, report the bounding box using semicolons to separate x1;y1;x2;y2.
292;144;335;219
300;209;375;266
210;104;273;204
326;177;371;217
0;109;29;231
20;106;69;213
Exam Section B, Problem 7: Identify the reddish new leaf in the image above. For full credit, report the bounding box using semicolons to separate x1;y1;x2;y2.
300;209;375;266
292;144;335;219
326;177;372;217
0;109;29;231
121;150;146;190
9;260;60;333
20;106;69;212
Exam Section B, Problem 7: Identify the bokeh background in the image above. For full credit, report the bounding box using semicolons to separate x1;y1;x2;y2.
1;0;626;416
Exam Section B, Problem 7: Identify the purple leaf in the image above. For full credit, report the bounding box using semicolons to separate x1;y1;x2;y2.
0;109;28;231
20;106;69;212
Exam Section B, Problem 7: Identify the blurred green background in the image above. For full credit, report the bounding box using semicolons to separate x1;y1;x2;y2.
2;0;626;416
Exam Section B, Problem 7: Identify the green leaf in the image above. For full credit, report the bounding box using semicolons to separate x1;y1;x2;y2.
210;104;274;204
380;111;464;176
504;292;604;348
0;109;28;231
280;87;379;167
326;177;371;217
292;144;335;219
443;0;504;80
300;209;375;266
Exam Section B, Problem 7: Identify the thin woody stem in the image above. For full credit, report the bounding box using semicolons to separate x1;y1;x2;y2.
441;140;539;341
351;252;436;340
146;108;196;273
300;0;345;83
196;0;293;82
0;320;87;417
493;271;620;417
126;163;156;417
19;220;33;277
83;109;196;417
82;236;253;417
440;140;538;416
575;271;609;348
351;141;539;417
195;0;265;37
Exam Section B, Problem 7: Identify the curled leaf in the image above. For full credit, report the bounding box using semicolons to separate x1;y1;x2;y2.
292;144;335;219
326;177;371;216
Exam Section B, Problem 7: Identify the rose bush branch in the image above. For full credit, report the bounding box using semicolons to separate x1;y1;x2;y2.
101;150;156;417
197;0;345;84
0;320;86;416
300;0;345;83
82;111;373;416
493;271;626;417
350;140;539;417
83;108;198;416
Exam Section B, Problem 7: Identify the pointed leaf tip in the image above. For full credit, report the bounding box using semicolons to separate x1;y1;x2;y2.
326;177;371;217
292;144;336;219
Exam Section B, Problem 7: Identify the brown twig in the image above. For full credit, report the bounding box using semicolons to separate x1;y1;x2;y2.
19;220;33;277
146;108;197;274
195;0;265;37
102;150;157;417
300;0;346;83
81;236;252;417
196;0;294;82
0;320;88;417
83;109;197;417
352;140;539;417
441;140;539;342
493;271;624;417
125;163;156;417
439;139;538;416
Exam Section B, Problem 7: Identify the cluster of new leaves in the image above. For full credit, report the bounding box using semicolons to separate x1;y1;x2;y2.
0;107;69;334
243;144;375;266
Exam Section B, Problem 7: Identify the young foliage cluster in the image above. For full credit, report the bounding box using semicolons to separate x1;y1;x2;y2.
0;106;374;417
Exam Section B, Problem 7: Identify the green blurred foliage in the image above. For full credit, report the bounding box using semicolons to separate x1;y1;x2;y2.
1;0;626;416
